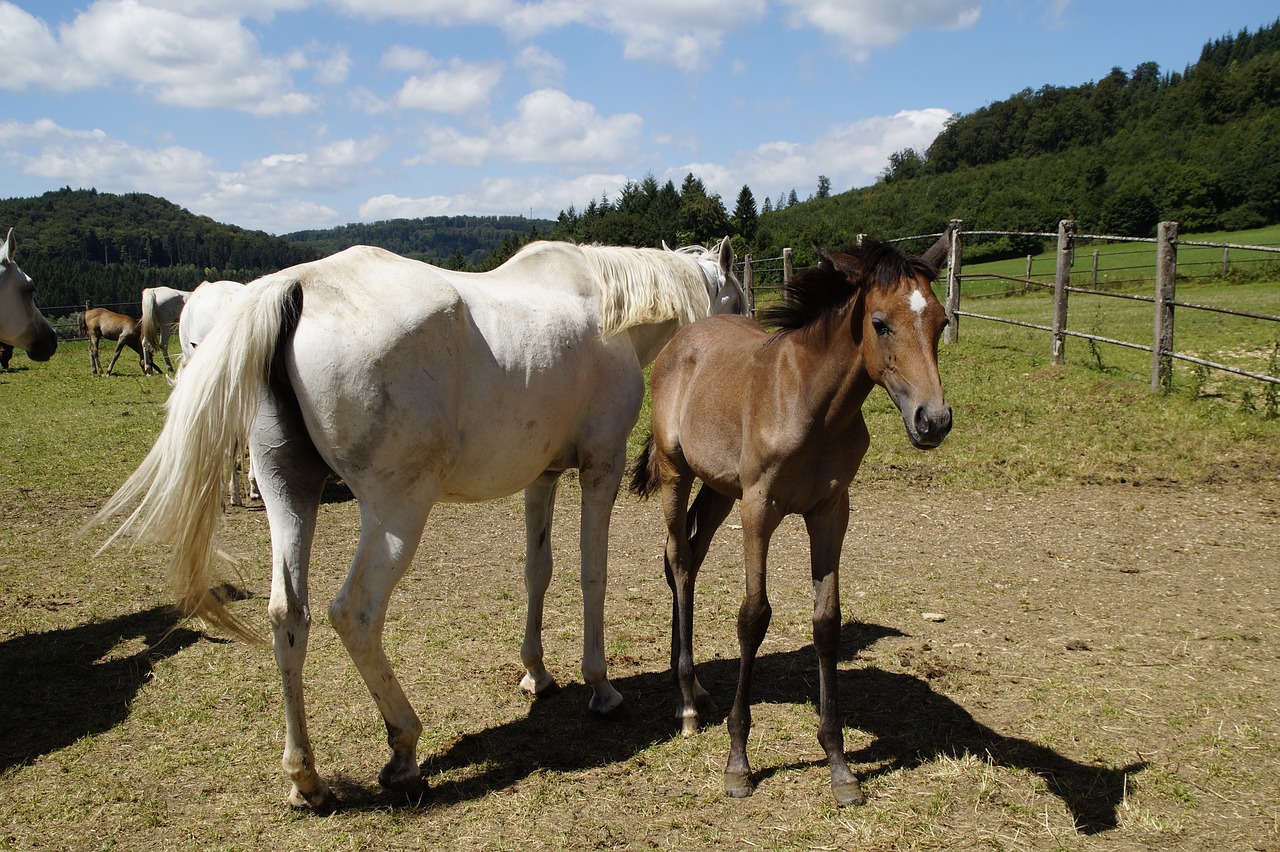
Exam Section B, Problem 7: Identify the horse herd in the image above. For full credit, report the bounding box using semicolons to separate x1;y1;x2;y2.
6;224;955;809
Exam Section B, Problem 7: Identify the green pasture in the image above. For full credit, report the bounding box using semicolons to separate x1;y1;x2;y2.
8;290;1279;507
958;223;1280;296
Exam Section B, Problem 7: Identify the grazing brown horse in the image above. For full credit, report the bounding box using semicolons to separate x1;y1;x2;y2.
631;230;953;807
78;308;148;376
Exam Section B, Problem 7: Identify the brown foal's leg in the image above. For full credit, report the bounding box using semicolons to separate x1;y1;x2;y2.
723;497;780;798
805;493;864;806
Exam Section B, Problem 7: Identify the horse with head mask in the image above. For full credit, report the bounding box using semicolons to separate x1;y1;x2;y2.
97;238;747;810
631;230;954;806
0;229;58;364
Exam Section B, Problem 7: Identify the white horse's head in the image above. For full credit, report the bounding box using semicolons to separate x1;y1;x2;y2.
0;229;58;361
667;236;749;318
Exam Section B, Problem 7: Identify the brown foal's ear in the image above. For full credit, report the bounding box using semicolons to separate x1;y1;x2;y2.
813;242;864;278
919;227;952;274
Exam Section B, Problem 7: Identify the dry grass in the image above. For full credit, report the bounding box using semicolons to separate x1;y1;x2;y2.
1;339;1278;850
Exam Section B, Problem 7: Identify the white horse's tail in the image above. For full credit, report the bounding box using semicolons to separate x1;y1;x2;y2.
94;274;302;643
140;289;159;349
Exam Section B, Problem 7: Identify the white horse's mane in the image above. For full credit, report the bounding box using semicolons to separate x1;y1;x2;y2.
559;243;715;337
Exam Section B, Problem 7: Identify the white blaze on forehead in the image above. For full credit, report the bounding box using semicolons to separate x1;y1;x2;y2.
908;289;928;315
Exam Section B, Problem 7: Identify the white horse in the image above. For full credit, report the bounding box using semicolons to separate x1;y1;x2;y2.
179;280;256;506
97;238;747;809
179;280;245;360
141;285;192;374
0;229;58;363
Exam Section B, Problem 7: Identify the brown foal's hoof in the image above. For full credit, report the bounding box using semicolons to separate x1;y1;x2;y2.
723;771;755;799
832;779;865;807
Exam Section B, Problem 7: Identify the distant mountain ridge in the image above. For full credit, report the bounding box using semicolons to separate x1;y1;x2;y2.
284;215;556;269
0;189;553;310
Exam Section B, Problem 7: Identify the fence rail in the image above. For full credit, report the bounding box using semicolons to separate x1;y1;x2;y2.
739;219;1280;393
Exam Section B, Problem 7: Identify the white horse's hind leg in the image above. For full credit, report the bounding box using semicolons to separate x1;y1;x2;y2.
520;472;560;696
252;394;333;810
328;496;433;798
578;456;625;716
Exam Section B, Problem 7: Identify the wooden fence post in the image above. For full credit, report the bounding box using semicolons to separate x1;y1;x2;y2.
1152;221;1179;392
742;253;755;315
944;218;963;344
1050;219;1075;365
783;247;793;287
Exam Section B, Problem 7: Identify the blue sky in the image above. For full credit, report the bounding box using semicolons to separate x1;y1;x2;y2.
2;1;1277;235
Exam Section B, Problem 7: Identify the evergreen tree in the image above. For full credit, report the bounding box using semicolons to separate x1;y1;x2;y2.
732;185;759;241
676;175;731;246
816;176;831;199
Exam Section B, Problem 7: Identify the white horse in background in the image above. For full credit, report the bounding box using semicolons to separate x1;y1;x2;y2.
179;280;245;360
0;228;58;363
97;238;747;810
141;286;192;374
179;280;255;506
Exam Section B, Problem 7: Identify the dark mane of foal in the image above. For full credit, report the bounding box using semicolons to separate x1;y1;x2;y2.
759;239;936;336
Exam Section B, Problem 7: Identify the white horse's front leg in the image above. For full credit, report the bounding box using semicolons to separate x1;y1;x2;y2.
520;472;560;696
579;463;623;715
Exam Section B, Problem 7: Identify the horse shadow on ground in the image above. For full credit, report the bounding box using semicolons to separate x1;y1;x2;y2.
0;604;206;771
330;621;1142;834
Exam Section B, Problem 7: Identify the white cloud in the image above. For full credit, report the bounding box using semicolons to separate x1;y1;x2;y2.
394;58;505;114
0;2;91;90
779;0;982;57
0;117;386;232
224;136;388;195
566;0;767;72
361;172;627;219
514;45;566;88
413;89;642;167
313;45;352;85
198;197;343;234
382;45;433;72
3;0;315;115
0;118;218;196
675;107;952;199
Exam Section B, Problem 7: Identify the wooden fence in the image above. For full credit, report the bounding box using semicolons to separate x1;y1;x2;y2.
741;219;1280;393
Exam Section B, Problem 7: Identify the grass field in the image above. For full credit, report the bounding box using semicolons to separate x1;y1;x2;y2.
2;286;1279;850
958;224;1280;294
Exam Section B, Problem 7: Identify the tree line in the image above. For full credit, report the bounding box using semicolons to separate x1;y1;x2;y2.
5;19;1277;311
550;18;1280;267
284;215;556;269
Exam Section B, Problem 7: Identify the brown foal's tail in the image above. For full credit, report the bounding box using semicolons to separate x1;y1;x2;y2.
628;432;660;499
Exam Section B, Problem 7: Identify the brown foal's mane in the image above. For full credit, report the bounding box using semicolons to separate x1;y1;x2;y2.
759;239;937;338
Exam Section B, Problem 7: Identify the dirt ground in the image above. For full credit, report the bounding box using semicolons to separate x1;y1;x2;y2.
1;475;1278;850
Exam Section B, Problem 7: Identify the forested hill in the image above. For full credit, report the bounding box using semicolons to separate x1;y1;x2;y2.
0;190;552;313
0;188;318;313
284;216;555;269
754;18;1280;263
541;19;1280;267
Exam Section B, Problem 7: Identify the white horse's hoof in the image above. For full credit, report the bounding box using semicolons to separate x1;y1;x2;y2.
287;780;335;812
520;671;557;697
587;683;623;716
